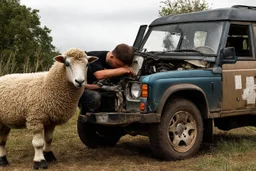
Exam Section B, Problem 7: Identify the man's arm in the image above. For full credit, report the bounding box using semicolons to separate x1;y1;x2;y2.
94;67;134;80
84;84;100;90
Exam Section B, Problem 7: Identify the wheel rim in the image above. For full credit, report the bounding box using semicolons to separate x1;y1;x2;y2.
167;111;197;153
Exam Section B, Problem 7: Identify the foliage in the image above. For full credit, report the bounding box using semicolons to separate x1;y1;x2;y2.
0;0;59;74
159;0;210;16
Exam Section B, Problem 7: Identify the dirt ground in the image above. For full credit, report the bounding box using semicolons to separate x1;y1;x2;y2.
1;114;256;171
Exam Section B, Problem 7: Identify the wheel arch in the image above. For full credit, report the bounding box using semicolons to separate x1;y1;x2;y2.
156;84;209;119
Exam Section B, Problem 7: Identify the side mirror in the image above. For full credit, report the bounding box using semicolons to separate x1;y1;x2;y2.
221;47;237;64
133;25;147;50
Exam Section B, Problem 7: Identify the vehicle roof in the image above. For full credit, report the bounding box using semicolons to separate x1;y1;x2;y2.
150;5;256;26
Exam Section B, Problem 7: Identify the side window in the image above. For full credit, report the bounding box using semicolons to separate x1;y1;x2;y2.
226;24;252;58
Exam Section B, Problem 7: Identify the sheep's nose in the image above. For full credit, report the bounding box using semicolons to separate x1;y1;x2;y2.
75;79;85;86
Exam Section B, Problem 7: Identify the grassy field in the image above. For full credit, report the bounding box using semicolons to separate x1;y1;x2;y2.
2;112;256;171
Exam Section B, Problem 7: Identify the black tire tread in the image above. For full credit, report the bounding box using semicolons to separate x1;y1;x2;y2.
77;117;121;148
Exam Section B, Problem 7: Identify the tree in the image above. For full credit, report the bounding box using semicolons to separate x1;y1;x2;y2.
159;0;210;16
0;0;59;74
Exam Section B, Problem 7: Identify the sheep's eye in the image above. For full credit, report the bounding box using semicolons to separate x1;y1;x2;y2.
65;61;70;67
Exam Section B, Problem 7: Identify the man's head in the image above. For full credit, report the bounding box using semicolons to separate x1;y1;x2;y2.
106;43;134;68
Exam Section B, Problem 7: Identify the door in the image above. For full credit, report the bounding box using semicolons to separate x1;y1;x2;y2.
222;23;256;110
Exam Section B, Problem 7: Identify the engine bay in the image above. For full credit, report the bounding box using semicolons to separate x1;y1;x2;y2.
139;56;211;75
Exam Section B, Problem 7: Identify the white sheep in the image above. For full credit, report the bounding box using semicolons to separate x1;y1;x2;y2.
0;48;97;169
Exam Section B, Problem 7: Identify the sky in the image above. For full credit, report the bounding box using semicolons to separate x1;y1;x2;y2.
20;0;256;53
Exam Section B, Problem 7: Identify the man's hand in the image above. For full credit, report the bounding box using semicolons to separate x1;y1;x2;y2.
94;79;121;92
121;66;136;76
84;84;101;90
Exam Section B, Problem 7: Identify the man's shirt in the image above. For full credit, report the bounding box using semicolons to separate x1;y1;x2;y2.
86;51;111;84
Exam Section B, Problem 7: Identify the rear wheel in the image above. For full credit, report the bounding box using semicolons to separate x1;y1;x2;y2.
77;117;122;148
149;98;203;160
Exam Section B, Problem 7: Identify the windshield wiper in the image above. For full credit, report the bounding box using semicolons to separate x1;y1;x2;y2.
135;51;160;60
151;49;204;55
172;49;204;55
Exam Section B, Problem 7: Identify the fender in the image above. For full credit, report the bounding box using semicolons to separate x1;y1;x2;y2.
156;83;209;118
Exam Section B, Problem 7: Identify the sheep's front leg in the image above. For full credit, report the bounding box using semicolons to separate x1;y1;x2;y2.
32;129;48;170
43;125;57;163
0;123;10;167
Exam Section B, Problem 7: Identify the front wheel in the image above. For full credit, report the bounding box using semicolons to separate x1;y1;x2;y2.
77;117;122;148
149;98;203;160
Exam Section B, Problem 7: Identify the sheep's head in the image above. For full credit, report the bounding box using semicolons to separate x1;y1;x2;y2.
54;48;98;88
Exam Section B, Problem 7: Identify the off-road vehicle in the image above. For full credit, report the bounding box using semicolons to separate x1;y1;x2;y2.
77;5;256;160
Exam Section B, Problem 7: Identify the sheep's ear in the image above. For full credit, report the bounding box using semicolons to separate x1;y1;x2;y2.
87;56;98;64
54;55;65;63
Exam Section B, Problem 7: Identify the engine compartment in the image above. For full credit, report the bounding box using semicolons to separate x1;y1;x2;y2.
140;57;211;76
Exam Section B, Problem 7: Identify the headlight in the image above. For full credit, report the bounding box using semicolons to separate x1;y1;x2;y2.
130;83;141;99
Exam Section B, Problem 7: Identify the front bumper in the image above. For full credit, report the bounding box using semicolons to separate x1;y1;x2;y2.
78;112;161;125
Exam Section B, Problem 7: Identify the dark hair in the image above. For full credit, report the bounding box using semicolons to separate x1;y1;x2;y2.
112;43;134;65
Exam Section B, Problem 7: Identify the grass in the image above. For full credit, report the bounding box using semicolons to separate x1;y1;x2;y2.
193;127;256;171
1;112;256;171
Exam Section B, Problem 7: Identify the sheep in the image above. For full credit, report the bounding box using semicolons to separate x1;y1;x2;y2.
0;48;97;169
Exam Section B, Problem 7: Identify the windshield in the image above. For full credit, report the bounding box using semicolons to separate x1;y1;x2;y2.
142;22;224;54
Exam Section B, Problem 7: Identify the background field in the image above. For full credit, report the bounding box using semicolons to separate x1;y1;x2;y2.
2;112;256;171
